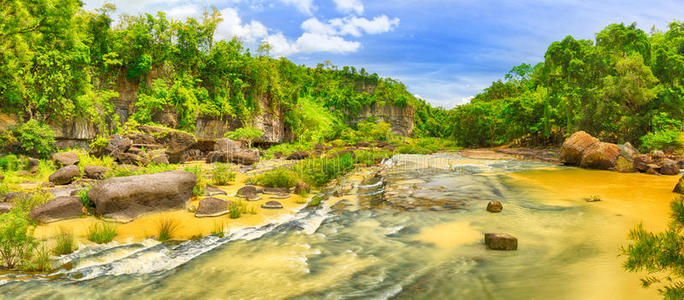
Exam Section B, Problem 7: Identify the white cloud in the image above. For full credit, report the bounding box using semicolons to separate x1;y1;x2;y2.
333;0;364;14
165;4;200;20
215;7;269;43
331;15;400;37
278;0;315;15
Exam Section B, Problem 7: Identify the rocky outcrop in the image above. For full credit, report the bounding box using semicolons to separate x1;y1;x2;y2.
350;103;415;137
560;131;600;166
89;171;196;222
484;233;518;250
206;151;259;165
49;165;81;185
52;151;80;167
580;142;620;169
486;200;502;213
29;196;83;223
49;118;98;149
195;197;229;218
84;165;111;180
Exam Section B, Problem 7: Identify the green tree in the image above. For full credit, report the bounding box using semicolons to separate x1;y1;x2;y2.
225;127;263;148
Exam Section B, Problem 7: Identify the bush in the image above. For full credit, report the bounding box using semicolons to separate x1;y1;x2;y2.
264;142;314;158
229;200;247;219
254;167;298;188
26;245;52;272
296;153;355;187
78;186;93;211
53;229;77;256
211;163;235;185
77;149;117;170
0;183;9;197
13;120;56;158
225;127;263;148
156;217;180;242
184;165;206;196
0;154;19;171
640;129;682;152
88;137;110;155
0;211;37;269
87;222;117;244
14;192;52;215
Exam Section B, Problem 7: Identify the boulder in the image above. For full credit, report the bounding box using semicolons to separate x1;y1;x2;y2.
674;176;684;194
84;165;111;180
89;171;196;222
150;150;170;165
49;165;81;185
262;187;289;195
356;141;371;148
580;142;620;170
484;233;518;250
118;164;143;173
53;152;79;167
159;130;196;164
205;185;227;196
560;131;599;166
286;151;309;160
214;138;243;153
29;196;83;223
294;182;310;195
106;134;132;156
652;150;666;161
486;200;503;213
661;159;680;176
647;164;661;175
195;197;229;218
0;202;12;214
206;151;259;165
634;155;653;172
261;201;283;209
615;157;635;173
618;142;638;159
236;186;261;201
117;152;146;165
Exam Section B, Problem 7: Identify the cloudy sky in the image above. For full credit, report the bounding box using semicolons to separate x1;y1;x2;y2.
82;0;683;108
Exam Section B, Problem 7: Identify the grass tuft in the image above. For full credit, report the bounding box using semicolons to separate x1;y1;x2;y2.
157;217;181;242
53;228;77;256
211;163;236;186
87;222;117;244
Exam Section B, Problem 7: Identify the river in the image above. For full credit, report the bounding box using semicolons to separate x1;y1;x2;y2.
0;153;678;299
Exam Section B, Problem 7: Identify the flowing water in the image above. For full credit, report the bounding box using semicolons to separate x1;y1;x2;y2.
0;153;679;299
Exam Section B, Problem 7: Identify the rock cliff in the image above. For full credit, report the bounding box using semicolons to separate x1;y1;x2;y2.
350;103;415;137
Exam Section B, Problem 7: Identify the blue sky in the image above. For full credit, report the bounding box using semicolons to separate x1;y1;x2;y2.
83;0;683;108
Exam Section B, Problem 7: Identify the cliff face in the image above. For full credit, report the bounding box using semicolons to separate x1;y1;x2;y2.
350;103;415;137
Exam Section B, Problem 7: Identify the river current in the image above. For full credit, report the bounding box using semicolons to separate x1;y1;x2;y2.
0;153;678;299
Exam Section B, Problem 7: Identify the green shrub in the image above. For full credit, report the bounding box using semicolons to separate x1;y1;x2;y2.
78;186;93;211
264;142;314;158
88;137;110;155
640;130;683;152
156;217;180;242
0;154;19;171
26;245;52;272
296;153;355;187
87;222;117;244
184;165;206;196
77;149;117;170
15;192;52;215
212;221;225;238
225;127;263;148
53;229;77;256
0;183;9;197
13;120;56;158
355;150;394;166
0;211;37;269
211;163;235;185
229;200;247;219
254;167;298;188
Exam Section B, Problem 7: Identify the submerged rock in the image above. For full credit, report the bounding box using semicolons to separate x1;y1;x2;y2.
89;171;196;222
486;200;503;213
484;233;518;250
53;151;80;167
261;201;283;209
195;197;229;218
29;196;83;223
49;165;81;185
84;165;111;180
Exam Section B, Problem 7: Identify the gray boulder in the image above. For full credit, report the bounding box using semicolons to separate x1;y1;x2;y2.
29;196;83;223
106;134;132;156
261;201;283;209
52;151;79;167
84;165;111;180
484;233;518;250
89;171;196;222
195;197;229;218
214;138;244;153
286;151;309;160
486;200;503;213
49;165;81;185
0;203;12;214
660;159;680;175
206;151;259;165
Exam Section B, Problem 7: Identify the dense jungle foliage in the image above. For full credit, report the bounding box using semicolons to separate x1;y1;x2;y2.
451;22;684;151
0;1;446;142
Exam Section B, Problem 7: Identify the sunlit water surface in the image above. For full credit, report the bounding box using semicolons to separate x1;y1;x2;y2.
0;153;679;299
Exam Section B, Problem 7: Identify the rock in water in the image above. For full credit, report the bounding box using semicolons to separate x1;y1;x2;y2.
89;171;196;222
580;142;620;170
634;155;653;172
84;165;111;180
660;159;679;175
261;201;283;209
615;157;635;173
486;200;503;212
195;197;229;218
484;233;518;250
560;131;599;166
29;196;83;223
49;165;81;185
52;151;80;167
675;176;684;194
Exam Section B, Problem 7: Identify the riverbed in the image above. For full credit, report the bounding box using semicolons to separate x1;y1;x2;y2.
0;153;678;299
